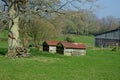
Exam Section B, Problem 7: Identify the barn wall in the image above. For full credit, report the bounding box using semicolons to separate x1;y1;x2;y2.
64;48;72;56
95;29;120;47
64;48;86;56
95;38;120;47
95;30;120;39
49;46;56;53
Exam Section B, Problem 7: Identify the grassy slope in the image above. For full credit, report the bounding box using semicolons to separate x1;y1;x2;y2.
0;49;120;80
53;35;94;48
54;35;94;43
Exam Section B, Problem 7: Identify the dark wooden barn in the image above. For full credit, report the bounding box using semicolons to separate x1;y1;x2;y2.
95;27;120;48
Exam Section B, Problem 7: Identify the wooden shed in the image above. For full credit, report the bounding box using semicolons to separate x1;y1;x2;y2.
56;42;86;56
43;40;59;53
95;27;120;48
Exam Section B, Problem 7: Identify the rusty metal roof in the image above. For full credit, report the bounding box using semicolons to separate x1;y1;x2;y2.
60;42;86;49
44;40;86;49
44;40;59;46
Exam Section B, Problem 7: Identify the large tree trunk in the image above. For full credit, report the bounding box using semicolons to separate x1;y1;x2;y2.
6;5;20;57
6;2;29;57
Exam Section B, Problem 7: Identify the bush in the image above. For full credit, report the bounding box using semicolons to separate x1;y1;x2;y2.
65;36;74;42
0;48;7;55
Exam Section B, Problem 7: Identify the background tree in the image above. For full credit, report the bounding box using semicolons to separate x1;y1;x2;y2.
52;10;98;35
29;15;56;48
97;16;120;34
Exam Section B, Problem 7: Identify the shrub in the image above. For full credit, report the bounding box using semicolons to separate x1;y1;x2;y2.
65;36;74;42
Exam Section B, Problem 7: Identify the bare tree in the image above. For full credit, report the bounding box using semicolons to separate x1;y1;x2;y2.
0;0;27;57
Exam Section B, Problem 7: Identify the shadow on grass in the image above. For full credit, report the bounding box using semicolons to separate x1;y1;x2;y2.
0;48;7;55
30;48;65;58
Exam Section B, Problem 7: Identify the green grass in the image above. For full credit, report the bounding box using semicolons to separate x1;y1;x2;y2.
54;35;94;43
74;35;94;44
0;41;8;48
0;30;8;38
0;30;8;48
0;48;120;80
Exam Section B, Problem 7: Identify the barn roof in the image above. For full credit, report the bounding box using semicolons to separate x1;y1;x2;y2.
95;27;120;36
60;42;86;49
44;40;59;46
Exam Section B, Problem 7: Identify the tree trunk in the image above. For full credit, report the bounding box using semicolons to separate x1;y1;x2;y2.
6;5;20;57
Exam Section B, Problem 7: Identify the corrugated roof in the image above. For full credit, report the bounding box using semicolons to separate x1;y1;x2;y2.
44;40;86;49
45;40;59;46
95;27;120;36
60;42;86;49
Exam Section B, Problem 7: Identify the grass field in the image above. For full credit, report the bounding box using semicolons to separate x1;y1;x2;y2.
0;32;120;80
0;48;120;80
